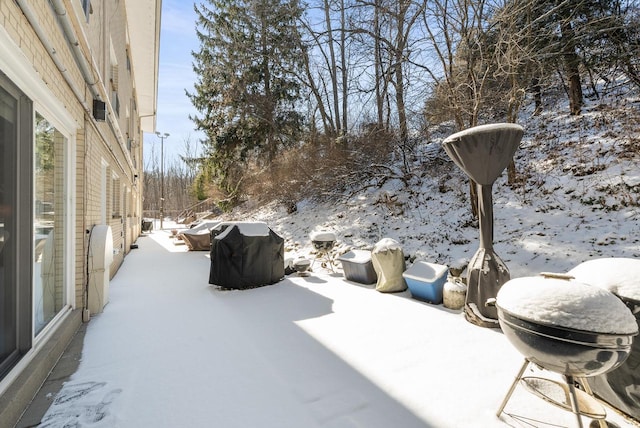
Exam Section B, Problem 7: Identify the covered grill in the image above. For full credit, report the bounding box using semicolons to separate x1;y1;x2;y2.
495;275;638;427
310;230;336;251
209;222;284;289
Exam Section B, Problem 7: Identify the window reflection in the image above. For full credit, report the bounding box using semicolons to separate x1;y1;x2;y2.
34;113;65;335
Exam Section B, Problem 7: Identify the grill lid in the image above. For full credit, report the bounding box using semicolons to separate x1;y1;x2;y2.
310;230;336;242
496;276;638;335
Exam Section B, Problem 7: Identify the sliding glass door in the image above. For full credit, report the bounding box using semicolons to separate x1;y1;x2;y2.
0;73;32;379
0;83;19;378
0;70;69;380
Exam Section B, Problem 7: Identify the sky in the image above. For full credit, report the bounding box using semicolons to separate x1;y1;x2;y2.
142;1;203;170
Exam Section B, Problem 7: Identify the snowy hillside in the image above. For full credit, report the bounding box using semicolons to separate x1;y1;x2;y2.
219;88;640;279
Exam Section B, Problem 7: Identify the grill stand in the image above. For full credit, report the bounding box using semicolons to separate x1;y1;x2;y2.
497;359;609;428
310;242;337;272
310;253;336;272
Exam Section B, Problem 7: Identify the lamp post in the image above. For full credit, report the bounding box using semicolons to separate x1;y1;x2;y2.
155;131;169;229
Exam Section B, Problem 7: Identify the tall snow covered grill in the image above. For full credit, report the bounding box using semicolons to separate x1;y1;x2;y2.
494;275;638;427
442;123;523;327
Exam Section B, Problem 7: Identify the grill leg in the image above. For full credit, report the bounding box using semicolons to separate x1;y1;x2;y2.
565;375;584;428
496;359;530;418
575;378;608;428
311;250;335;272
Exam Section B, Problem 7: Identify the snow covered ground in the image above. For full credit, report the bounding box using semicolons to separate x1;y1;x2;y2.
39;230;638;427
38;92;640;427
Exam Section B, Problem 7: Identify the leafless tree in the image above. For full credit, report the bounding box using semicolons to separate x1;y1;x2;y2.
143;136;201;219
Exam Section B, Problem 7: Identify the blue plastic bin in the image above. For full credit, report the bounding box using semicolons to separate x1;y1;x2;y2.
402;261;448;304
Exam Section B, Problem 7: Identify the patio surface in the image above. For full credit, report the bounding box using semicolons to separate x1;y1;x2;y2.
16;229;638;428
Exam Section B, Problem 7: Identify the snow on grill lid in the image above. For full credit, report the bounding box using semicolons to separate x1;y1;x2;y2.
497;276;638;335
567;258;640;303
310;230;336;242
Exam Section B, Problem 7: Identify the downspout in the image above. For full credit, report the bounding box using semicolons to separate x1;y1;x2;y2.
82;116;90;322
14;0;90;115
48;0;100;99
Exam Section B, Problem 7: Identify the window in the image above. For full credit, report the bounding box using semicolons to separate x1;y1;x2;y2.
112;175;121;218
127;188;132;218
111;91;120;117
81;0;92;22
34;114;67;335
110;65;119;91
109;42;119;117
101;160;107;225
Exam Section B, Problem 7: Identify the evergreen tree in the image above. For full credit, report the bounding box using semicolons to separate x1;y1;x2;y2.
188;0;304;203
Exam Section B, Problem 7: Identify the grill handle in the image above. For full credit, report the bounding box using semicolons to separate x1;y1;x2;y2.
539;272;575;280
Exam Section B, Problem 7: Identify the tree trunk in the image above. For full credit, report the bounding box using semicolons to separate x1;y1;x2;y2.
260;9;275;162
469;179;478;219
560;17;583;115
340;0;348;137
295;20;334;137
374;0;384;128
395;65;408;143
324;0;341;137
532;77;542;115
507;161;516;185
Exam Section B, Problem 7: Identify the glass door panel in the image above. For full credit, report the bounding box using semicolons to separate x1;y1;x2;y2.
34;113;65;335
0;84;18;377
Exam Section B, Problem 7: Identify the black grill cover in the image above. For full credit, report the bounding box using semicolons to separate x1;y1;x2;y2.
208;224;284;289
